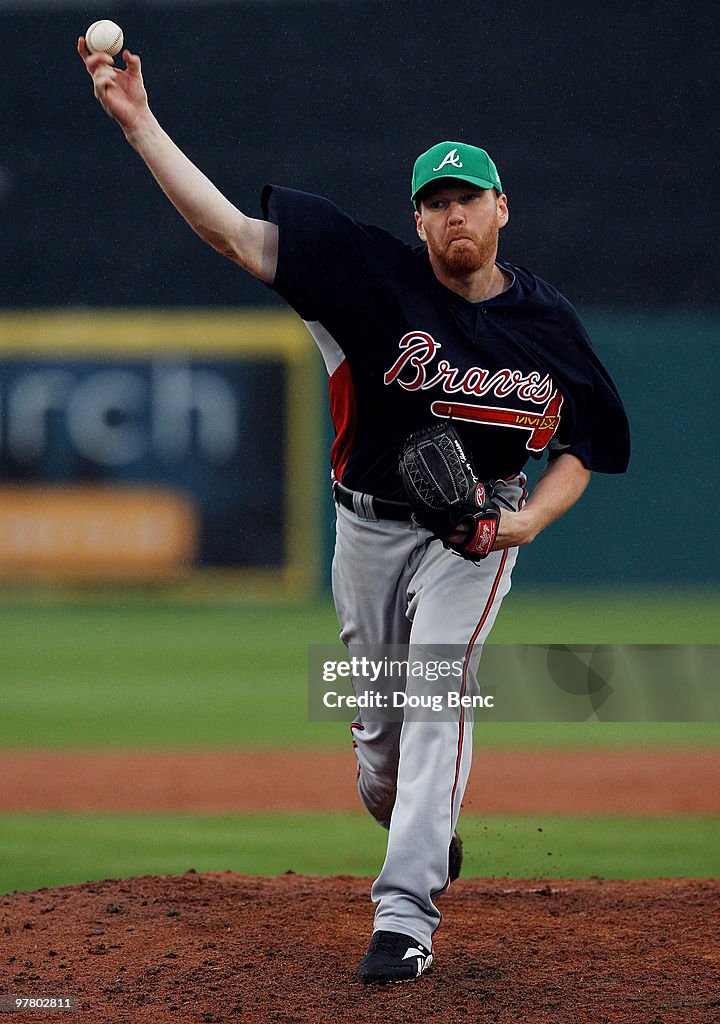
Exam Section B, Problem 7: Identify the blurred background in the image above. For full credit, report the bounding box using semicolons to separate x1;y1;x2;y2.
0;0;717;893
0;0;717;589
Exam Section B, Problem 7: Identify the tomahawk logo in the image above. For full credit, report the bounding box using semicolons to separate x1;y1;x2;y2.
432;148;463;172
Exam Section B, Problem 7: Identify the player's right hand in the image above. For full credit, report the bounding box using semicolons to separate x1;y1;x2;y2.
77;38;150;136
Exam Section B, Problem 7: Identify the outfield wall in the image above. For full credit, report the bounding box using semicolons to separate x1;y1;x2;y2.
507;310;718;587
0;310;323;594
0;308;715;590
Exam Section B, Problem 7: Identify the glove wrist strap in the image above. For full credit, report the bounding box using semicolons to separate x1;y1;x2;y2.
463;516;499;558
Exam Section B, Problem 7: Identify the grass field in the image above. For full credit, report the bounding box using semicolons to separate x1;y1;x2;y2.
0;589;717;893
0;590;717;749
1;813;718;894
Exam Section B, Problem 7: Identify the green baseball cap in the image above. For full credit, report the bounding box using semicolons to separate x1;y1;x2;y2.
411;141;502;207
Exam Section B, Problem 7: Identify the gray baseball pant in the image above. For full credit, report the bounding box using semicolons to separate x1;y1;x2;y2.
331;475;525;949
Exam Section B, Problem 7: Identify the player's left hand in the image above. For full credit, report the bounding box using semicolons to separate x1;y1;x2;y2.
399;423;503;560
448;507;535;550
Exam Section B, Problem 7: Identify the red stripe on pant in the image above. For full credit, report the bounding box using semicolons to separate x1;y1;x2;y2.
436;548;510;899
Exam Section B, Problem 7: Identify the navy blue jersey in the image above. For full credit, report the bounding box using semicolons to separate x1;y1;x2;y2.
262;185;630;501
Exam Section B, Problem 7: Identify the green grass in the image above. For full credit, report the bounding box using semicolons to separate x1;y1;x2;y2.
0;592;717;748
463;814;720;880
0;602;336;748
0;812;717;895
1;592;715;896
492;588;719;644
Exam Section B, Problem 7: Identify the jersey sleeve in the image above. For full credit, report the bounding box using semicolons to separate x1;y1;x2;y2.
548;303;631;474
261;185;395;321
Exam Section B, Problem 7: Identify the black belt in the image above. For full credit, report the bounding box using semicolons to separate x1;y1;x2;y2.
333;482;412;521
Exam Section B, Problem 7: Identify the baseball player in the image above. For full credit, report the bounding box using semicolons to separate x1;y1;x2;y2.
79;41;630;984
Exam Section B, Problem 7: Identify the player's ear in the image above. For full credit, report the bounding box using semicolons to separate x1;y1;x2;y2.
415;209;427;242
496;192;509;229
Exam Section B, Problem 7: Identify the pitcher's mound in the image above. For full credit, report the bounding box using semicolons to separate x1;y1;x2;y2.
2;873;718;1023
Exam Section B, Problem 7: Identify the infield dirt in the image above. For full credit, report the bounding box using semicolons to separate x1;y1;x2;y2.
2;747;720;814
2;873;719;1023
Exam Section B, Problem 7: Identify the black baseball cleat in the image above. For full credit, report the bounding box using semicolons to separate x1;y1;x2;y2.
357;930;433;983
449;830;463;882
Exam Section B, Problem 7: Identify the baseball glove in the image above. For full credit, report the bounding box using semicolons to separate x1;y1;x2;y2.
398;422;503;560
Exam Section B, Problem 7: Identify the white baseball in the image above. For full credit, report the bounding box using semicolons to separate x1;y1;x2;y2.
85;20;124;57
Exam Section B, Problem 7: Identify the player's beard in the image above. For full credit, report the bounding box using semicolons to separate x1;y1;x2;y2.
428;219;499;279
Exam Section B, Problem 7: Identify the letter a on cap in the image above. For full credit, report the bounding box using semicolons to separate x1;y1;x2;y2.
432;148;464;172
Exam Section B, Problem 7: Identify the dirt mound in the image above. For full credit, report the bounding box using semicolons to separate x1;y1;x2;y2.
2;873;719;1024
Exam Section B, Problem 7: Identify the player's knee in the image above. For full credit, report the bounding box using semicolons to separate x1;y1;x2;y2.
357;768;397;825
